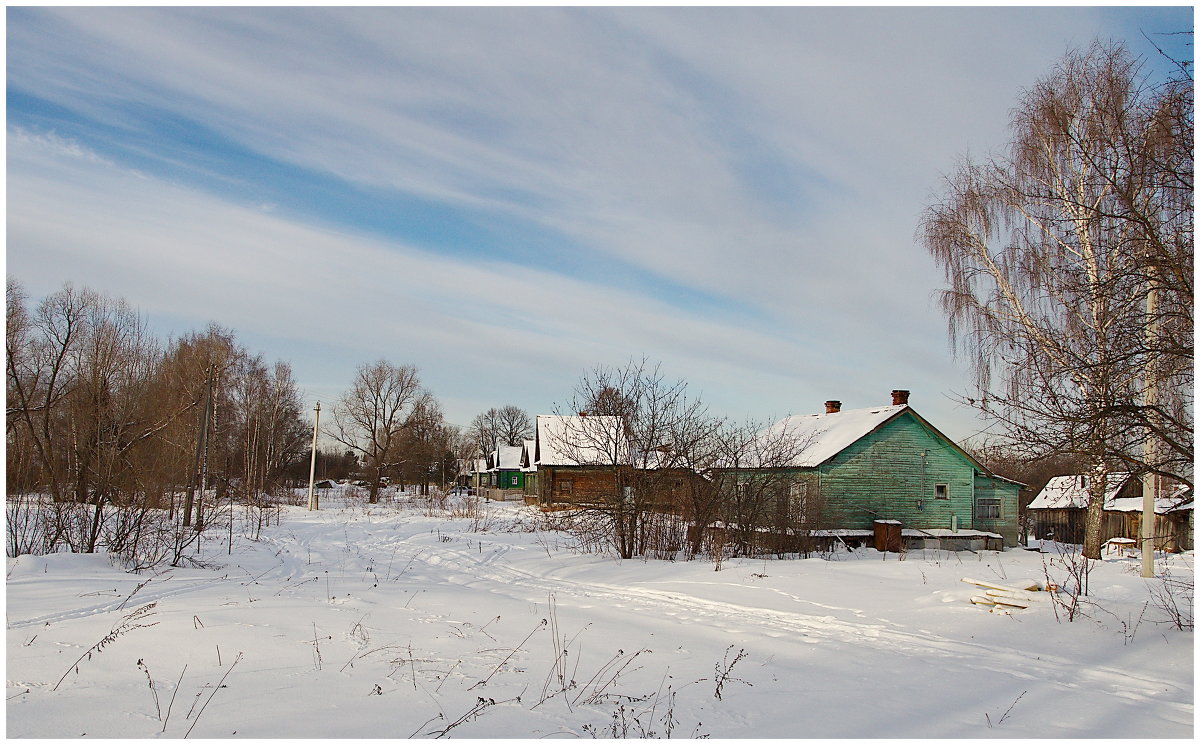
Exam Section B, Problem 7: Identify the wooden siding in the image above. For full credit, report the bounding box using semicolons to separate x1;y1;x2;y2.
1031;508;1192;551
537;465;619;506
814;411;1019;544
522;472;537;497
496;469;524;490
973;474;1021;546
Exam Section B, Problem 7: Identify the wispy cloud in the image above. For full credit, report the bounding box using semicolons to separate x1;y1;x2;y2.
6;7;1190;434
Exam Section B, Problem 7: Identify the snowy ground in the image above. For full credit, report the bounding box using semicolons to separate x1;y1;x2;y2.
6;491;1194;738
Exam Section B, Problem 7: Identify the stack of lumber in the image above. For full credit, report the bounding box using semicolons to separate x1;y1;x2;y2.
961;577;1046;613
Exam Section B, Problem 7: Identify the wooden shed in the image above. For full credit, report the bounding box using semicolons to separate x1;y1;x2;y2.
1027;474;1193;552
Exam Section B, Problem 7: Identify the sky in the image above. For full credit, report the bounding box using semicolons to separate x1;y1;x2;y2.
6;6;1194;443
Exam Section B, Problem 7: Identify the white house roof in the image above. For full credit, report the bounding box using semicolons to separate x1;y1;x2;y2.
1028;474;1130;510
755;404;908;468
494;445;523;471
520;439;537;472
535;414;629;466
1028;474;1193;513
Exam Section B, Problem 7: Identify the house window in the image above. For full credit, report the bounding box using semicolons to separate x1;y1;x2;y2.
559;479;573;495
788;481;808;516
511;474;519;487
935;484;949;500
976;498;1001;520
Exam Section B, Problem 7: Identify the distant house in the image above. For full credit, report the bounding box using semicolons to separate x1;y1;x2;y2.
1027;473;1193;551
520;438;538;496
469;458;489;490
532;414;628;505
488;445;526;491
723;391;1023;548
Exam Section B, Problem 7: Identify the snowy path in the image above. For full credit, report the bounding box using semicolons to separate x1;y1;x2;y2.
7;501;1193;738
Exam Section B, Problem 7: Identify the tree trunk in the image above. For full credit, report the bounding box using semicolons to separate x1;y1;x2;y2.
1081;467;1109;560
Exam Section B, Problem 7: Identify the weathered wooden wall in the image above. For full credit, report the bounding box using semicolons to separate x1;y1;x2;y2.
1031;508;1192;551
537;465;619;505
815;412;1019;545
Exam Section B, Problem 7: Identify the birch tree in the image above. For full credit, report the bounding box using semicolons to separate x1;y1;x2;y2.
920;41;1193;559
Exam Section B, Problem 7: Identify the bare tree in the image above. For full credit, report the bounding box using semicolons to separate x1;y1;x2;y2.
328;360;424;503
466;408;502;459
467;405;533;458
495;405;533;447
4;281;311;565
919;41;1193;560
554;359;713;559
707;418;818;559
396;392;453;495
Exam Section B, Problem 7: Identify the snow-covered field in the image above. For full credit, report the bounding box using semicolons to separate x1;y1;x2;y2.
6;492;1194;738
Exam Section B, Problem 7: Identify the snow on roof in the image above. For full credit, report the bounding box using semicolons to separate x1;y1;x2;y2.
536;414;629;466
755;404;908;467
494;445;523;470
520;439;536;471
1028;474;1193;513
1028;474;1130;510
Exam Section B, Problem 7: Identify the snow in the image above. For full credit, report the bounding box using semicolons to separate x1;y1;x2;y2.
1030;474;1194;513
6;493;1193;738
756;404;907;467
535;414;627;466
1029;474;1133;510
489;445;524;471
521;439;536;473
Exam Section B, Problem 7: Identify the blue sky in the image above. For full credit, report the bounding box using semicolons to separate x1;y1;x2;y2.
6;6;1193;442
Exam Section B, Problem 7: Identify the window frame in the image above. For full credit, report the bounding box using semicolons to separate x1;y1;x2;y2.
975;497;1001;520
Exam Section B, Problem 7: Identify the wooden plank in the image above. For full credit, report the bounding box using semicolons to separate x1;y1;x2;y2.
984;589;1040;605
985;595;1030;609
961;577;1042;593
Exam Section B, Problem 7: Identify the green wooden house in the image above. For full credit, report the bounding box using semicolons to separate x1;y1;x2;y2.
732;391;1022;547
489;445;526;491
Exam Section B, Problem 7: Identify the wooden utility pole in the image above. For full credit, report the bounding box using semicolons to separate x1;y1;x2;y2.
1141;279;1159;579
307;402;321;511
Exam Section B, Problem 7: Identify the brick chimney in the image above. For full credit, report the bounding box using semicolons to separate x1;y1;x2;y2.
891;390;910;406
824;400;842;414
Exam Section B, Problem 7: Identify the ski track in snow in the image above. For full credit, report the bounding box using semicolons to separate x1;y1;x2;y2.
235;516;1186;713
8;507;1189;729
415;541;1185;710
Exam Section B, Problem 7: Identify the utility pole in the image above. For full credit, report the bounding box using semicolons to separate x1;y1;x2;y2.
307;402;321;511
1141;278;1159;579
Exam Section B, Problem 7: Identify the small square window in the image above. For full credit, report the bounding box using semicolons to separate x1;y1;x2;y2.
935;484;949;500
511;474;519;486
559;479;573;495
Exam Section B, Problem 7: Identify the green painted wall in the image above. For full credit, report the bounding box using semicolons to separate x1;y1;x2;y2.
972;474;1021;545
807;411;1019;544
497;469;524;490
